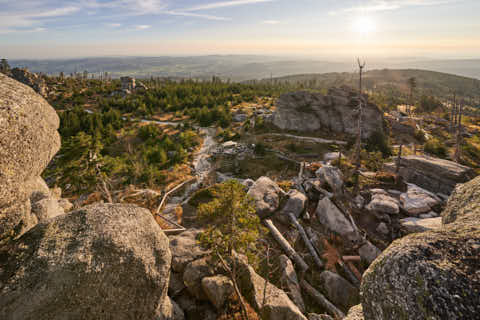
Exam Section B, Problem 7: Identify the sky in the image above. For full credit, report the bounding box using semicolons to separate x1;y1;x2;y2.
1;0;479;59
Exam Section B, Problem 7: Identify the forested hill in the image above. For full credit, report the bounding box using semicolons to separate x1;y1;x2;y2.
264;69;480;100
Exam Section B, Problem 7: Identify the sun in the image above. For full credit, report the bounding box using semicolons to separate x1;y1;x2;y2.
352;16;376;34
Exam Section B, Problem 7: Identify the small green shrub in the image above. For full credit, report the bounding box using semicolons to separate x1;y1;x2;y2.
424;138;448;158
365;131;392;157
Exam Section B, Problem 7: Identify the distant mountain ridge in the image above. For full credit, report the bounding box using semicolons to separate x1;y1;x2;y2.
8;55;480;81
265;69;480;100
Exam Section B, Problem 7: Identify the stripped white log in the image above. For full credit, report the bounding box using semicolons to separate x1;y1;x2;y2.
264;219;309;273
287;212;324;269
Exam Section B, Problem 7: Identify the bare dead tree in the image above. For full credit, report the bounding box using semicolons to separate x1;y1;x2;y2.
455;100;464;163
450;92;457;132
353;58;366;190
396;144;403;174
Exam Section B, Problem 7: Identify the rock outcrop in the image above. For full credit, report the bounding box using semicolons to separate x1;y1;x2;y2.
0;204;172;320
272;88;384;138
0;73;60;242
384;155;476;195
10;68;48;97
361;176;480;319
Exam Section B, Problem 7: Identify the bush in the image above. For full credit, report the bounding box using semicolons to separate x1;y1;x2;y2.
424;138;448;158
365;131;392;157
254;142;267;156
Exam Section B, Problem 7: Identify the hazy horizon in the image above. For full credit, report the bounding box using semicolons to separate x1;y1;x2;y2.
1;0;479;59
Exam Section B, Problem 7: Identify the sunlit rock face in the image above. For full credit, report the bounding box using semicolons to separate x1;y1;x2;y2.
272;87;384;139
0;73;60;241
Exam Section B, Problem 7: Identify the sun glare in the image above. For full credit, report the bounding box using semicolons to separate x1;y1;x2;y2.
352;16;376;34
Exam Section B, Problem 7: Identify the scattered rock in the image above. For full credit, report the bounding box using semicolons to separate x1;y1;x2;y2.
247;176;285;218
343;304;364;320
399;217;442;234
158;297;185;320
233;113;248;122
278;189;307;224
0;204;172;320
384;155;476;195
169;272;187;297
315;165;344;194
279;255;306;313
400;184;441;216
376;222;389;235
419;211;438;219
323;152;344;163
358;241;381;265
183;258;214;301
316;197;360;243
354;195;365;209
234;253;307;320
319;271;359;311
361;177;480;319
169;229;208;273
201;275;234;309
366;191;399;215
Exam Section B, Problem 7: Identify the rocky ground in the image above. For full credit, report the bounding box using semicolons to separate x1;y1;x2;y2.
1;73;479;320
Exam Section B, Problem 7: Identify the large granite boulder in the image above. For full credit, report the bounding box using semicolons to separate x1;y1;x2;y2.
384;155;476;195
0;203;172;320
399;217;442;234
272;88;384;138
361;176;480;319
0;73;61;242
442;175;480;224
248;176;285;218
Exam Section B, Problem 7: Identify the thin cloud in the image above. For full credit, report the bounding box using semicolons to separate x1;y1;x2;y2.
135;24;151;30
330;0;459;15
105;23;122;27
184;0;275;11
262;20;280;24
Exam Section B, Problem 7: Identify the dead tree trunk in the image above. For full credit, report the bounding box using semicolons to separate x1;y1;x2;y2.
354;59;366;176
396;144;403;174
300;280;345;319
451;92;456;132
287;212;324;269
264;219;309;273
455;101;464;163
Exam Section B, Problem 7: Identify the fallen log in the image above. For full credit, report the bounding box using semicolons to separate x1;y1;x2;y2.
336;260;360;288
342;256;361;262
287;212;324;269
300;279;345;319
264;219;309;273
156;177;196;214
